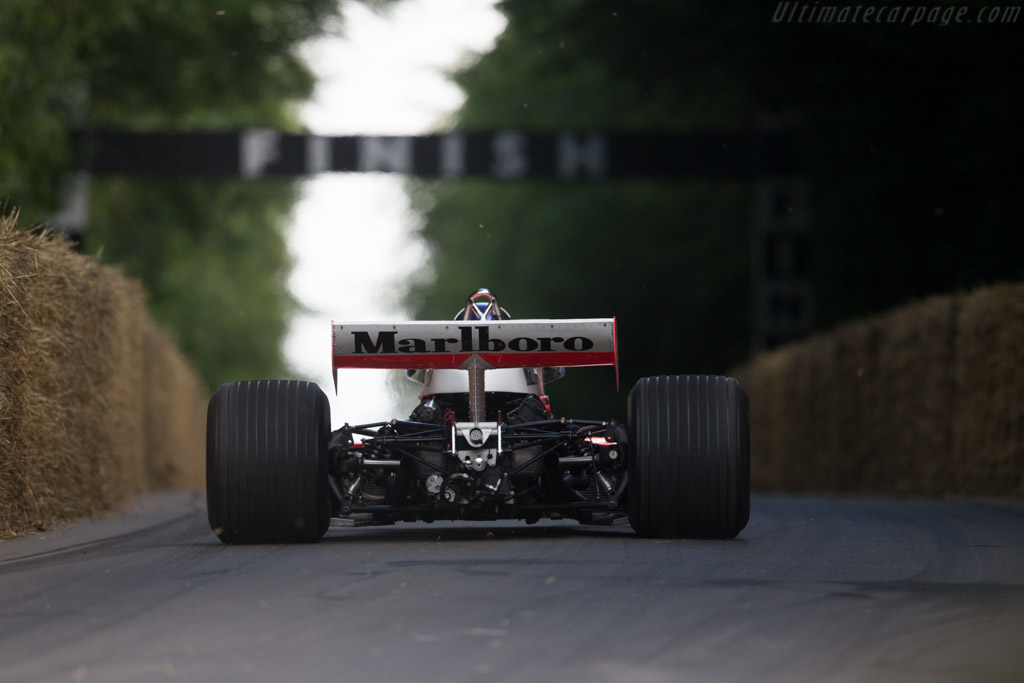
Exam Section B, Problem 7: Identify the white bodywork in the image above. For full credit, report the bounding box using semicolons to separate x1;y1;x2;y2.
422;368;537;396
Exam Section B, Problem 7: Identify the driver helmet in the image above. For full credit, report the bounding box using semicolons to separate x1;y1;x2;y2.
456;288;510;321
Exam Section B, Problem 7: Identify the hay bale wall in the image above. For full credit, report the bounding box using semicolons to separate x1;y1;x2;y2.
1;213;206;538
142;319;206;490
733;284;1024;497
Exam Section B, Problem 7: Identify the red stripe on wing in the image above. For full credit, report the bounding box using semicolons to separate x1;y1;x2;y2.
333;351;616;370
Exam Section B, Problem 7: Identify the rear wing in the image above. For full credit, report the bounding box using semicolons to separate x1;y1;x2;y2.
332;318;617;390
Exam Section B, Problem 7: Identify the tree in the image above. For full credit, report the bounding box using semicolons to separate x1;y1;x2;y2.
86;178;298;388
1;0;343;390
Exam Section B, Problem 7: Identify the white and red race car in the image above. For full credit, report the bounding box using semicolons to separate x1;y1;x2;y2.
206;289;749;543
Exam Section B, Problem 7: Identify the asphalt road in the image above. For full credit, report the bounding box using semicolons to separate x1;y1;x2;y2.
1;492;1022;683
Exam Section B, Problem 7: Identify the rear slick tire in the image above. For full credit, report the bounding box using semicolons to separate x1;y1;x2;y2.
207;380;331;544
627;375;750;539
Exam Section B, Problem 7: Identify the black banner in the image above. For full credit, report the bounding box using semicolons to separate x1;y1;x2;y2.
79;130;800;179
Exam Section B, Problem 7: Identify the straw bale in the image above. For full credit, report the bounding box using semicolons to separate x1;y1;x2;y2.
872;295;958;495
732;349;786;491
736;324;878;494
1;214;143;536
733;283;1022;498
142;319;206;490
1;210;209;539
735;333;836;492
825;316;886;492
952;284;1024;496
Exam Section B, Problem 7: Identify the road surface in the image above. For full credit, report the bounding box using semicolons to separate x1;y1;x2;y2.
1;492;1022;682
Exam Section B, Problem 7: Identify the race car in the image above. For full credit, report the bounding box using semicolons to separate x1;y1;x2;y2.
206;289;750;544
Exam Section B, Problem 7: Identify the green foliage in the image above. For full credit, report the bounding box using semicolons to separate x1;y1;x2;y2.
88;178;296;388
82;0;336;130
452;2;751;131
1;0;339;213
1;0;342;391
413;0;1024;416
0;1;83;214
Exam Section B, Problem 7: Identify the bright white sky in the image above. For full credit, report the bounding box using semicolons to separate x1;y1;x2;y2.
287;0;506;428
